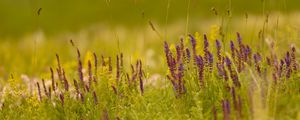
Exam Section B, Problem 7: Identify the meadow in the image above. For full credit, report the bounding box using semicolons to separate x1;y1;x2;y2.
0;0;300;120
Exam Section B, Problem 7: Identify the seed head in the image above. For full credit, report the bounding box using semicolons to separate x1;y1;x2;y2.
204;34;209;50
93;91;98;105
37;82;42;101
59;93;64;107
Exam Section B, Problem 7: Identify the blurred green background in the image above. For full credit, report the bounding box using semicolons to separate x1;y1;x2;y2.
0;0;298;38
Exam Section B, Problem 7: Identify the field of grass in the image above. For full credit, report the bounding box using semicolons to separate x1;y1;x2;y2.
0;0;300;120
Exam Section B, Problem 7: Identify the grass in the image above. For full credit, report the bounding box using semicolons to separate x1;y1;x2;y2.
0;27;299;119
0;3;300;119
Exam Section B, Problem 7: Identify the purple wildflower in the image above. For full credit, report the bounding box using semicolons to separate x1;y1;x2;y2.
177;62;184;94
208;51;214;72
278;59;285;78
225;57;232;66
77;48;84;89
230;40;235;60
189;34;196;56
291;46;298;71
62;69;69;91
185;48;191;63
196;55;204;88
254;53;262;75
285;52;292;78
204;34;209;51
225;57;241;87
216;39;222;62
176;45;181;62
88;60;93;86
167;75;178;97
245;45;252;65
231;87;238;110
164;41;176;79
285;52;291;67
237;32;242;47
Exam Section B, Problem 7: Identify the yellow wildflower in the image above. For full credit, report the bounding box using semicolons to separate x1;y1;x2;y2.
209;24;220;41
84;50;94;68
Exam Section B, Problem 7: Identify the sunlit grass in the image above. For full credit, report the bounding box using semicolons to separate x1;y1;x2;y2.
0;13;300;119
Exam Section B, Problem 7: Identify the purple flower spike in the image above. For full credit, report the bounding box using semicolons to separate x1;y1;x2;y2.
208;51;214;72
230;40;235;59
253;53;262;75
225;57;232;66
285;52;291;66
231;87;238;110
237;32;242;45
225;99;231;115
185;48;191;62
189;34;196;53
216;40;222;61
196;55;204;87
204;34;209;50
222;99;231;120
216;39;221;49
245;45;252;65
178;63;184;79
176;45;181;62
178;62;184;94
208;51;214;63
164;41;170;56
254;53;261;62
189;34;196;49
291;46;297;71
